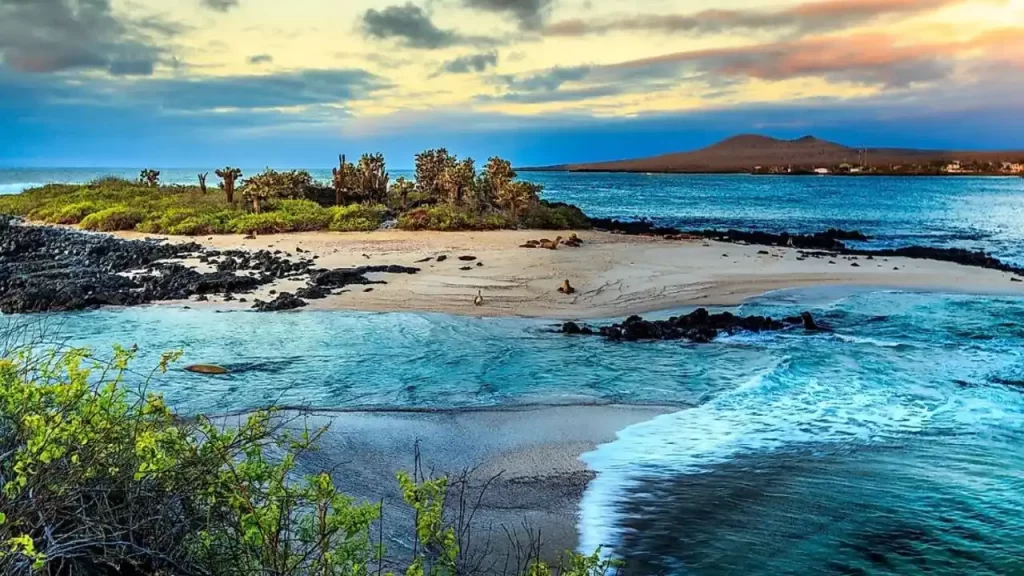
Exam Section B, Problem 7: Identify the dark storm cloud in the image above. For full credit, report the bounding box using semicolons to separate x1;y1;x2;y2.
0;66;387;115
437;51;499;75
134;69;387;111
201;0;240;12
362;3;466;49
501;65;591;92
0;0;180;76
462;0;554;30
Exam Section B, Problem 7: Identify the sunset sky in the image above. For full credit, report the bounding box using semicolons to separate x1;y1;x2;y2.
2;0;1023;167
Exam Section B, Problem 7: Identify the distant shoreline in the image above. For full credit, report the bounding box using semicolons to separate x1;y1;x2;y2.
520;167;1024;177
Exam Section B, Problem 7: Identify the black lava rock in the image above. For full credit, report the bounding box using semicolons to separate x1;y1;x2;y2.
562;308;818;343
252;292;307;311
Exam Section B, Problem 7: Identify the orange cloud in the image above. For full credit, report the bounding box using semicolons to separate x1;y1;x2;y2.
544;0;993;37
601;26;1023;87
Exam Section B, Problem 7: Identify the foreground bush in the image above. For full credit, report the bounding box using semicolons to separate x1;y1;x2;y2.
275;199;334;231
0;342;619;575
329;203;388;232
79;206;150;231
520;202;590;231
229;212;292;234
397;205;512;232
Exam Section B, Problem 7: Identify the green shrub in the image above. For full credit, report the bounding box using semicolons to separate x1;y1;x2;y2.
79;206;150;232
482;212;514;230
87;176;135;188
328;203;387;232
50;201;102;224
276;199;333;231
228;212;291;234
396;205;512;231
28;201;103;225
135;208;202;234
167;215;228;236
520;201;591;230
0;339;621;576
396;207;431;231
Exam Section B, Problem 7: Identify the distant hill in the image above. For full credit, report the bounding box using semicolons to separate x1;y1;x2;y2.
530;134;1024;174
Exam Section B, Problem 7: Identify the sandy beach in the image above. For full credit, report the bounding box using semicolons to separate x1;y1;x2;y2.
115;229;1024;318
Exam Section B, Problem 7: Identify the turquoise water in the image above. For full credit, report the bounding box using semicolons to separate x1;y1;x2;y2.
21;288;1024;574
3;168;1023;263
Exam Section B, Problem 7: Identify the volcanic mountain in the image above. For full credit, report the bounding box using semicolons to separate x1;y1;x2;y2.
534;135;1024;173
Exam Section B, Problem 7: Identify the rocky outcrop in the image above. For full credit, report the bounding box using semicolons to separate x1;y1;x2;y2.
252;292;308;312
561;308;818;343
590;218;867;251
0;217;420;314
589;217;1024;275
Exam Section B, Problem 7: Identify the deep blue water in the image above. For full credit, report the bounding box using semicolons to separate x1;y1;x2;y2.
15;288;1024;575
2;168;1023;263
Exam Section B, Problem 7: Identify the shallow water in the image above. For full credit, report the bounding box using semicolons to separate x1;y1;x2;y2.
3;168;1023;263
18;288;1024;574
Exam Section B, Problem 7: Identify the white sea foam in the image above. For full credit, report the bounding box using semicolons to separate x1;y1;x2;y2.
0;182;42;195
576;355;954;556
831;333;915;348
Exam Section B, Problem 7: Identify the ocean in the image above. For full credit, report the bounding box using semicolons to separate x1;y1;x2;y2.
3;168;1024;574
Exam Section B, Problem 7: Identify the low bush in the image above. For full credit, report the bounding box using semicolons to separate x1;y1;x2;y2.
31;201;101;224
275;199;334;231
520;201;591;230
166;214;230;236
329;203;388;232
229;213;292;235
79;206;150;232
397;205;514;231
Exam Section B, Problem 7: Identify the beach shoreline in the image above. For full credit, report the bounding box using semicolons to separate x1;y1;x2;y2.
112;228;1024;319
255;404;676;567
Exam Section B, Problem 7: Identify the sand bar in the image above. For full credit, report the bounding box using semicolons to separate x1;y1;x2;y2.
114;229;1024;318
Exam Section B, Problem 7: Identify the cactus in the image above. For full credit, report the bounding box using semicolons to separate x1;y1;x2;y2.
332;155;354;206
198;172;208;195
414;148;454;201
215;167;242;204
138;169;160;187
356;153;389;204
389;176;415;210
241;169;312;213
439;157;475;206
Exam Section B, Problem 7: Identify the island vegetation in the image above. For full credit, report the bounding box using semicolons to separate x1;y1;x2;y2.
0;150;589;237
0;337;616;575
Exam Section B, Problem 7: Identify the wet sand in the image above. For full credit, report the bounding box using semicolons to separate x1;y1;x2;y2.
227;404;675;569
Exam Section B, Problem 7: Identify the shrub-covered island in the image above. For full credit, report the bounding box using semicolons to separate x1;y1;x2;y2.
0;151;590;236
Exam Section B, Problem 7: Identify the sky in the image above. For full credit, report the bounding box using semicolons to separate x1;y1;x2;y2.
1;0;1023;168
